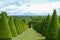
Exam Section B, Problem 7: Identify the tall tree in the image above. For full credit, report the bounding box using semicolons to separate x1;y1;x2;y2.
14;18;21;34
47;9;60;40
42;14;51;36
9;16;17;37
14;18;28;34
18;20;28;33
41;18;46;34
33;21;42;33
0;12;12;40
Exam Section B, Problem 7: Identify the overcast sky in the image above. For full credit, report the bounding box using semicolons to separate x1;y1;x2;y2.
0;0;60;16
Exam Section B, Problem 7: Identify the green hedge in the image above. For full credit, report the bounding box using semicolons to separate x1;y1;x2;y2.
14;18;28;34
19;21;28;33
9;16;17;37
33;21;42;33
42;14;51;36
0;12;12;39
47;9;60;40
14;18;21;34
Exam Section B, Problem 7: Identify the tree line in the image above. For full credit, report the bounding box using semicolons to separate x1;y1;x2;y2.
0;12;28;40
33;9;60;40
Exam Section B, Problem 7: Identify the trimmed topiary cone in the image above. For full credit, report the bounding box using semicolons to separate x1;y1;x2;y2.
19;20;28;33
14;18;21;34
47;9;60;40
0;12;12;40
14;18;28;34
42;14;51;36
9;16;17;37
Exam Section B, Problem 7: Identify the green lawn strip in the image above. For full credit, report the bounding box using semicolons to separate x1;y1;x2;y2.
12;28;45;40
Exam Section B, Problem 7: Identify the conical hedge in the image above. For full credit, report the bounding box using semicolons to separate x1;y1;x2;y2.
41;18;46;34
14;18;28;34
9;16;17;37
33;21;41;33
1;12;7;17
42;14;51;36
14;18;21;34
47;9;60;40
19;21;28;33
0;12;12;39
33;18;46;34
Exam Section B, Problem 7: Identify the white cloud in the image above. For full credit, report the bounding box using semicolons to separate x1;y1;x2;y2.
51;2;60;9
19;1;23;5
0;5;19;15
8;10;17;13
17;3;53;13
0;1;60;15
18;1;60;14
0;5;18;11
8;5;18;9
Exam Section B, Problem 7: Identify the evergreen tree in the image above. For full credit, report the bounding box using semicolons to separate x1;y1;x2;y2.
33;21;42;33
14;18;28;34
1;12;7;17
41;18;46;34
9;16;17;37
42;14;51;36
47;9;59;40
18;19;28;33
14;18;21;34
0;12;12;40
33;18;46;34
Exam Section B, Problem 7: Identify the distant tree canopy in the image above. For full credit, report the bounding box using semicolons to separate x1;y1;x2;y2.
31;16;43;21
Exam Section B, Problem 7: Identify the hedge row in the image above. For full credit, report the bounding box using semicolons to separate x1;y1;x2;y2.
33;9;60;40
0;12;28;40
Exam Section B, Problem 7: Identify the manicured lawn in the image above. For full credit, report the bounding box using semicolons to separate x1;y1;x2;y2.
12;28;45;40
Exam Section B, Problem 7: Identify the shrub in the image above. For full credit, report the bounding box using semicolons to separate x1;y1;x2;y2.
42;14;51;36
9;16;17;37
0;12;12;40
14;18;28;34
47;9;60;40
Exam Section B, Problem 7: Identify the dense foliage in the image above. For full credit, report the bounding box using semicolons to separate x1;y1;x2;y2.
0;12;12;39
42;14;51;36
0;9;60;40
9;16;17;37
14;18;21;34
14;18;28;34
47;10;60;40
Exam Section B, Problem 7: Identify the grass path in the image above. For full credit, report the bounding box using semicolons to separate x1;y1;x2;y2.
12;28;45;40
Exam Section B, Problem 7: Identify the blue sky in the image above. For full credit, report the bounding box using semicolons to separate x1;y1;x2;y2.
0;0;60;16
